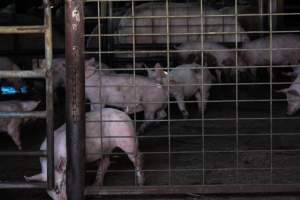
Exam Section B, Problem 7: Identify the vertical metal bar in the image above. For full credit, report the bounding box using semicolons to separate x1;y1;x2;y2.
130;0;137;185
199;0;205;185
44;0;54;190
272;0;284;30
106;1;113;66
65;0;86;200
234;0;239;184
258;0;265;34
268;0;274;184
165;0;171;186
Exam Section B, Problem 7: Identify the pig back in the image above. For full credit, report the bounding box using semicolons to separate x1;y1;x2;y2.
85;109;135;162
241;34;300;65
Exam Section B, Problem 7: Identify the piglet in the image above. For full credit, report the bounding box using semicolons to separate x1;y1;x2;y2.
175;41;247;82
147;63;212;118
85;59;167;133
0;100;40;150
0;57;24;90
24;108;144;200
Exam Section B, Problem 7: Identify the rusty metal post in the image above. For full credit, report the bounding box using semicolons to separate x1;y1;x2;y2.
65;0;85;200
44;0;54;190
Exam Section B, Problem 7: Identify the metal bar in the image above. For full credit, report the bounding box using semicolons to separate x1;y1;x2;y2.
0;70;45;78
0;151;47;157
0;111;46;118
0;182;47;189
44;0;55;190
0;26;45;34
65;0;86;199
85;185;300;195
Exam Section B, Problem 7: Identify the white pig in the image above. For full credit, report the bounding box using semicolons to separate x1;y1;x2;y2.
85;60;167;133
147;63;212;118
277;74;300;115
0;100;40;150
24;108;144;200
175;41;247;82
87;2;249;59
241;34;300;79
116;2;249;44
0;57;24;89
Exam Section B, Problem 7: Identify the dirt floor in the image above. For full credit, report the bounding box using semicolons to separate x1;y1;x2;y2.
0;83;300;199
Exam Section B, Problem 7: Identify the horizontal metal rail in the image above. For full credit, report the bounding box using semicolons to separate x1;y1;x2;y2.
0;151;47;157
86;167;300;173
0;111;46;118
0;70;45;78
0;182;47;189
0;26;45;34
85;184;300;195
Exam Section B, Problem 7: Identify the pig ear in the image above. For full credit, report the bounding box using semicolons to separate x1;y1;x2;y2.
56;157;67;173
276;88;292;94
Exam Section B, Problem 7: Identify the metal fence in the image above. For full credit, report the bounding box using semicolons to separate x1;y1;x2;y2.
82;0;300;197
0;0;54;191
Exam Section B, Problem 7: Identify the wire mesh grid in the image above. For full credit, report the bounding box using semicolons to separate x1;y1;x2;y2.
83;0;300;195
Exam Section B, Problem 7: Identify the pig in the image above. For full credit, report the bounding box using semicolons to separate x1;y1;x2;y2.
175;41;248;82
0;57;24;89
87;2;249;59
85;60;168;133
0;100;40;150
24;108;144;200
147;63;212;118
277;74;300;115
117;2;249;44
240;34;300;80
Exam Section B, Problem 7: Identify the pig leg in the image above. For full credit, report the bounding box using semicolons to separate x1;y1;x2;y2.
24;173;46;182
195;89;210;113
8;121;22;150
93;157;111;186
173;94;189;119
139;110;155;133
195;90;207;114
126;151;144;186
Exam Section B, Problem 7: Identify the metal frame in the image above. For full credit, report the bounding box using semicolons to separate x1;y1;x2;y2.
0;0;54;190
82;0;300;197
65;0;86;200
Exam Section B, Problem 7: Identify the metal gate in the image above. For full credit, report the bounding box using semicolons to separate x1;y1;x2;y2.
0;0;54;191
70;0;300;198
